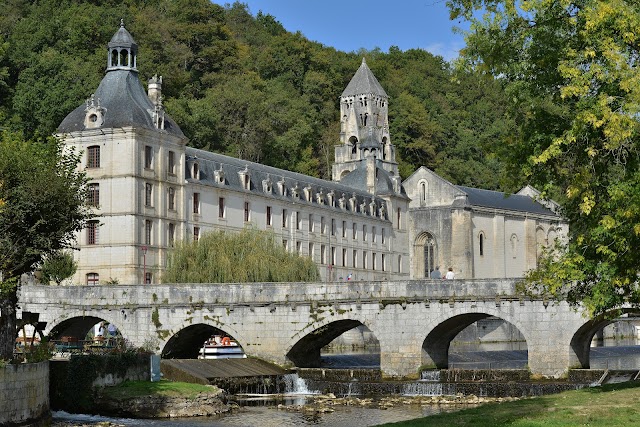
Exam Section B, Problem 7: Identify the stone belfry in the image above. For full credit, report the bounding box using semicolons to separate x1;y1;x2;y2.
332;58;399;182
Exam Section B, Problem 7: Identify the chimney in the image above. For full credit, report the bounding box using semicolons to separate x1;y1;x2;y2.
148;74;162;105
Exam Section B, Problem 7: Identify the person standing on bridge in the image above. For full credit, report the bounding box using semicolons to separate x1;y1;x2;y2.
445;267;455;280
430;267;442;279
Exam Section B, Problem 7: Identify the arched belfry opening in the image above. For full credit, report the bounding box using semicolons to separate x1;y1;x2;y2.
106;19;138;72
414;232;437;278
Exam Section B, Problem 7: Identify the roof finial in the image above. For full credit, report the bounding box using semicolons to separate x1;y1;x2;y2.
120;18;125;28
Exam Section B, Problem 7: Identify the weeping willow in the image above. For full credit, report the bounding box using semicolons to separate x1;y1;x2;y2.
163;228;320;283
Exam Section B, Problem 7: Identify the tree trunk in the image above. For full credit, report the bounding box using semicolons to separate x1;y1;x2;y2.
0;290;17;360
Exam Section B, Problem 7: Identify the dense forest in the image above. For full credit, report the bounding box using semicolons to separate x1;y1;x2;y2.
0;0;516;190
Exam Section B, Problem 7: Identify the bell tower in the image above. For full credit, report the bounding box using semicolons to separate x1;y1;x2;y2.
332;58;398;181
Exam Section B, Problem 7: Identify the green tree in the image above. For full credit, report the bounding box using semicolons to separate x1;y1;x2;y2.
164;228;319;283
0;131;92;359
40;251;77;285
449;0;640;314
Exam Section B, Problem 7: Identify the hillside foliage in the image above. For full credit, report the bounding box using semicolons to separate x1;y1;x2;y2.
0;0;514;189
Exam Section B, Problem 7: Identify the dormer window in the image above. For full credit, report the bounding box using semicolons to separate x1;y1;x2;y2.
192;162;200;180
303;185;312;202
349;194;357;212
262;175;273;194
369;200;377;216
327;190;335;207
316;189;325;205
238;166;250;190
277;178;287;196
84;95;105;129
338;194;346;209
214;166;225;184
291;183;300;200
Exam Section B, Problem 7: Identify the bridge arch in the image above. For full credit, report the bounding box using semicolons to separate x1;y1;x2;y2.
570;309;640;369
46;311;125;343
286;317;378;367
161;322;245;359
422;311;529;369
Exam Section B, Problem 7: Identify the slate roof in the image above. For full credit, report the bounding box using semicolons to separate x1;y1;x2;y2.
456;185;557;216
57;70;184;137
185;147;391;220
339;159;408;199
109;22;137;49
341;58;388;98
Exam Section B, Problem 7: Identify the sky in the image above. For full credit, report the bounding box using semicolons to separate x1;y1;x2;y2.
215;1;469;61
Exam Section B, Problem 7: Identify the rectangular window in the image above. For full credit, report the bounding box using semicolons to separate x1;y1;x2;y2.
321;216;326;234
193;226;200;242
331;247;336;265
168;223;175;247
87;146;100;168
308;214;314;232
397;208;402;229
168;187;175;210
168;151;176;175
87;220;99;245
398;255;402;273
342;221;347;238
244;201;250;222
88;183;99;207
192;163;200;180
266;206;272;226
353;250;358;268
321;245;327;264
145;183;153;207
308;242;314;259
145;272;152;284
193;192;200;214
363;224;367;242
342;248;347;267
331;219;336;236
372;226;377;243
296;211;301;230
372;252;377;270
86;272;99;285
296;241;302;255
218;197;225;218
145;145;153;169
363;251;367;269
283;240;288;250
382;228;386;244
352;223;357;239
145;220;152;245
282;209;288;227
382;253;386;272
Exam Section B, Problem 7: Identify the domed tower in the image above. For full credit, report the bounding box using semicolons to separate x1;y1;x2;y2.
57;22;187;285
332;58;399;181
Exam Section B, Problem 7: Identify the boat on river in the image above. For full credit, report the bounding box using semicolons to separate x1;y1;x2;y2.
198;335;246;359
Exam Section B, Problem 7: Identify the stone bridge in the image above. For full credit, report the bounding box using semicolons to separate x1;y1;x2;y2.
18;279;624;378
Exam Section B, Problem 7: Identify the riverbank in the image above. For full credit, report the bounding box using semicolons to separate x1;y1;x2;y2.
94;380;232;418
382;381;640;426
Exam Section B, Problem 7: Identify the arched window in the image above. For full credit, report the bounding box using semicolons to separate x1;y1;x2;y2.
86;273;99;285
479;232;485;256
420;181;427;203
511;234;518;258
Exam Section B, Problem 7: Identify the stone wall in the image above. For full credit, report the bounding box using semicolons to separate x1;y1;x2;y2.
0;361;50;426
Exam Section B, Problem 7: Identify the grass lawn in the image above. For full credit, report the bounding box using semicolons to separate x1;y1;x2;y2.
382;381;640;426
99;380;220;400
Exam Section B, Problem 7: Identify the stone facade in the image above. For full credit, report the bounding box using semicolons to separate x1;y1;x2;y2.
0;361;50;426
56;24;566;286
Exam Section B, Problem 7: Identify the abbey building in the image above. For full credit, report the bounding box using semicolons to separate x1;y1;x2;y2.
57;24;566;285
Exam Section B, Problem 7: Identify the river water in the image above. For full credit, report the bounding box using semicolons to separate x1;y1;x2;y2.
53;339;640;426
